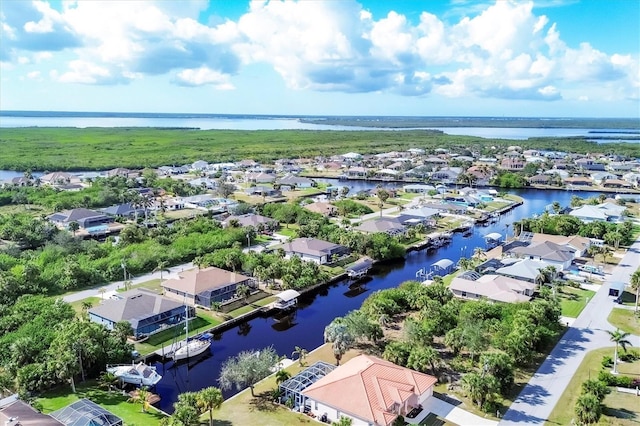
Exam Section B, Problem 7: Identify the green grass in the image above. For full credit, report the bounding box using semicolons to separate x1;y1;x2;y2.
546;347;640;426
68;296;102;316
117;279;163;294
37;380;167;426
134;315;220;354
227;305;255;318
558;286;596;318
277;227;298;238
607;308;640;335
252;296;277;306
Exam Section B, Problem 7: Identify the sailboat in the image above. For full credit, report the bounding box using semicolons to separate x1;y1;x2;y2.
170;306;211;362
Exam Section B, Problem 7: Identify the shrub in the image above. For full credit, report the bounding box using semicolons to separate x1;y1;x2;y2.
601;355;613;368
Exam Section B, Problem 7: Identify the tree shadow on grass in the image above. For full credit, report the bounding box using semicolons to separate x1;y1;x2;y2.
603;406;638;421
249;391;279;412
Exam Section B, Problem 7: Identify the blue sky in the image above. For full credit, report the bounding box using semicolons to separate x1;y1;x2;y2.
0;0;638;117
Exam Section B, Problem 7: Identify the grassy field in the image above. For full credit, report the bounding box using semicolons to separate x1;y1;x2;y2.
117;278;163;294
546;347;640;426
608;308;640;335
559;286;596;318
37;380;167;426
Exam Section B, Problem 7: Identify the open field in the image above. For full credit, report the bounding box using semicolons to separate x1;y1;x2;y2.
546;347;640;426
2;128;639;171
37;380;167;426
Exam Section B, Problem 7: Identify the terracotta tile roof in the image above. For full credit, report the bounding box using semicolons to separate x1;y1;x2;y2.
302;355;437;426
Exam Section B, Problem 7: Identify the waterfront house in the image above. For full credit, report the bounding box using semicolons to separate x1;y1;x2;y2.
563;176;593;187
274;238;349;265
507;241;575;270
245;186;282;198
530;233;591;257
88;289;189;339
569;204;624;223
591;172;617;185
450;273;536;303
528;174;551;185
402;184;435;194
356;218;406;236
48;208;113;230
161;266;255;307
299;355;437;426
602;179;633;189
495;258;554;283
50;399;122;426
0;400;63;426
40;171;82;187
277;174;314;189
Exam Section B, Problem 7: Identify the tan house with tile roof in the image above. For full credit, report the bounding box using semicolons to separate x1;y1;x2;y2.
302;355;437;426
161;266;255;307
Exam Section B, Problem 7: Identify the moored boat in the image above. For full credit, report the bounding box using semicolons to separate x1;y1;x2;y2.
106;362;162;387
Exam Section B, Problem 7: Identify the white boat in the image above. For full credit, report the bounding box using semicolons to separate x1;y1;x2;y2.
106;362;162;387
170;306;211;362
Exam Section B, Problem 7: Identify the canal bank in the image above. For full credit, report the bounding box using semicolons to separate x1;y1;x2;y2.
151;186;604;413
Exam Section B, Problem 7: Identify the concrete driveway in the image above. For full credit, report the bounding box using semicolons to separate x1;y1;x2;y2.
421;395;498;426
500;237;640;425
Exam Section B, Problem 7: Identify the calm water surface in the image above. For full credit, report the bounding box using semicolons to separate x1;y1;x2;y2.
152;184;603;412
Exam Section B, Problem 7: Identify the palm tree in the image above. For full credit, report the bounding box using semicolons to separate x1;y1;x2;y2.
275;369;291;385
324;322;355;365
153;259;170;280
68;221;80;236
128;386;150;412
291;346;308;366
235;284;250;303
607;328;632;374
98;371;119;392
473;247;486;260
81;300;93;317
196;386;224;426
99;287;107;300
630;270;640;314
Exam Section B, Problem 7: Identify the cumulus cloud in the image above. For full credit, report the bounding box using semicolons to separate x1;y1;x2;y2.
0;0;637;102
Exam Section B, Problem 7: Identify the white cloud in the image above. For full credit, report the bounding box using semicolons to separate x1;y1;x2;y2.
174;66;234;89
0;0;636;104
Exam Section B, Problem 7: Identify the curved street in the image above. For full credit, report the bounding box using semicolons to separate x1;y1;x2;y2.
500;236;640;425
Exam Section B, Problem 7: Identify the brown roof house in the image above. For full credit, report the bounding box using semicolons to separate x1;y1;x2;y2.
0;400;63;426
274;238;349;265
300;355;437;426
450;273;536;303
162;267;255;307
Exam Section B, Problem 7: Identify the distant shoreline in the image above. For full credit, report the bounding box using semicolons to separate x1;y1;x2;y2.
1;111;638;130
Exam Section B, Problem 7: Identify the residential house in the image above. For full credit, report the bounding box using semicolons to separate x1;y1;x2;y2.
223;213;278;230
189;177;218;189
563;177;593;187
245;172;276;184
0;400;63;426
602;179;633;189
161;266;256;307
40;171;82;187
500;158;525;171
245;186;282;198
304;202;337;216
590;172;617;185
530;233;591;257
300;355;437;426
402;184;435;194
191;160;209;171
89;289;189;339
495;259;553;283
277;174;314;189
346;167;368;178
395;207;440;226
48;208;113;230
105;168;137;178
449;273;536;303
528;174;551;185
430;168;460;184
102;202;146;219
575;158;606;172
274;238;349;265
569;202;626;223
356;218;406;236
507;241;575;270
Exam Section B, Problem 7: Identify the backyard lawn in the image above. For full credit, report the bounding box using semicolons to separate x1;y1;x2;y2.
546;347;640;426
608;308;640;335
37;380;167;426
134;315;221;355
558;286;596;318
206;343;360;426
69;296;102;316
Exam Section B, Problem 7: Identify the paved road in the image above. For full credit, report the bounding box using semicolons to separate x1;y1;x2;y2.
500;238;640;425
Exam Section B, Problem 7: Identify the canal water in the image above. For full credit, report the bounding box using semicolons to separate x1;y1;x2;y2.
152;184;603;412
